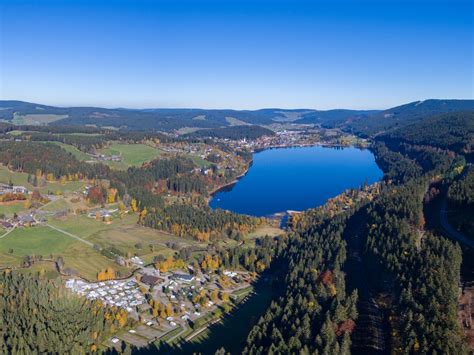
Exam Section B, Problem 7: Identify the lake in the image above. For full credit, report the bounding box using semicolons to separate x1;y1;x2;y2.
210;145;383;216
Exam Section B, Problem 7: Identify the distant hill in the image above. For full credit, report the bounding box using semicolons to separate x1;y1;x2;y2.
0;101;308;131
1;99;472;133
294;109;379;127
185;125;275;140
346;99;474;136
0;100;377;131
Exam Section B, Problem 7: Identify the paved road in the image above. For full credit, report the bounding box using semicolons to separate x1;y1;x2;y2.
439;198;474;250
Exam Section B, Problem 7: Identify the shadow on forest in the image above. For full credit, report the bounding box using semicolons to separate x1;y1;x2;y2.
128;272;279;355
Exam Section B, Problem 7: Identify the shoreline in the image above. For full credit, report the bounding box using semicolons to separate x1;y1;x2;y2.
207;142;363;202
207;161;253;201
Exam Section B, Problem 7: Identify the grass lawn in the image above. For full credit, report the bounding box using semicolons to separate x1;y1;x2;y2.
98;143;164;169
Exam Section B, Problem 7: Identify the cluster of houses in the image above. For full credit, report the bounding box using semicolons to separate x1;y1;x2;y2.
89;153;122;162
0;211;46;229
0;183;28;196
86;208;117;219
65;278;146;312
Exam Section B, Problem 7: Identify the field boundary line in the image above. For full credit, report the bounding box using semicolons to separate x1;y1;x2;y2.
46;223;94;247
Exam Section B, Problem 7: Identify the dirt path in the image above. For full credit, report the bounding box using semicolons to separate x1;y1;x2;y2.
0;224;17;239
46;223;94;247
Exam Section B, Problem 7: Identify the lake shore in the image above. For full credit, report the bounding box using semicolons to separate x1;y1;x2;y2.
208;145;382;216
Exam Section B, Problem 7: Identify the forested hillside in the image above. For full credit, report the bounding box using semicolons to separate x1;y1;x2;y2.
347;99;474;136
0;101;297;131
242;105;472;354
185;125;275;140
244;209;358;354
381;111;474;156
295;109;378;127
0;272;130;353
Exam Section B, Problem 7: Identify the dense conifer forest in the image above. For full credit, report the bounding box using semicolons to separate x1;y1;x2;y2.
0;272;131;353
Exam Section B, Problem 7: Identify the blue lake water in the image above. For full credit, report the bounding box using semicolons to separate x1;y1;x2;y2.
209;146;383;216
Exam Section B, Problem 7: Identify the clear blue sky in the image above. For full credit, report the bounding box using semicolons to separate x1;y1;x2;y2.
1;0;472;109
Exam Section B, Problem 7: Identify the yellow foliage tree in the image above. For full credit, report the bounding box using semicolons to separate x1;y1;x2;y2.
131;198;138;212
107;188;117;204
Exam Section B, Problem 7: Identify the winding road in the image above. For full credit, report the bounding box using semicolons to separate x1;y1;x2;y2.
439;197;474;250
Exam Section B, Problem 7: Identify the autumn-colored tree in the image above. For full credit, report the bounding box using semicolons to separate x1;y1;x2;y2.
166;303;174;317
220;292;230;303
118;201;126;218
139;207;148;223
210;289;219;303
107;188;117;204
131;198;138;212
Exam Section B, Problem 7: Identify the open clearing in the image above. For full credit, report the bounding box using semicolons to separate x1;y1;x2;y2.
0;226;78;257
51;142;92;161
12;113;68;125
0;201;26;216
98;143;164;169
0;164;87;195
0;224;130;280
47;214;203;263
247;226;284;239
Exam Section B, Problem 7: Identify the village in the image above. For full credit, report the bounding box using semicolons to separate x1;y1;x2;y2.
204;128;368;153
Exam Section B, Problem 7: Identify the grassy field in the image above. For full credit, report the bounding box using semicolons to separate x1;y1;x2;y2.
48;214;202;263
188;155;213;168
175;127;202;135
0;224;131;280
6;130;25;136
42;198;72;212
0;165;86;195
0;164;32;188
225;116;250;126
0;226;78;257
247;225;284;239
98;143;164;169
51;142;92;161
16;261;61;279
12;113;68;125
0;201;26;216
